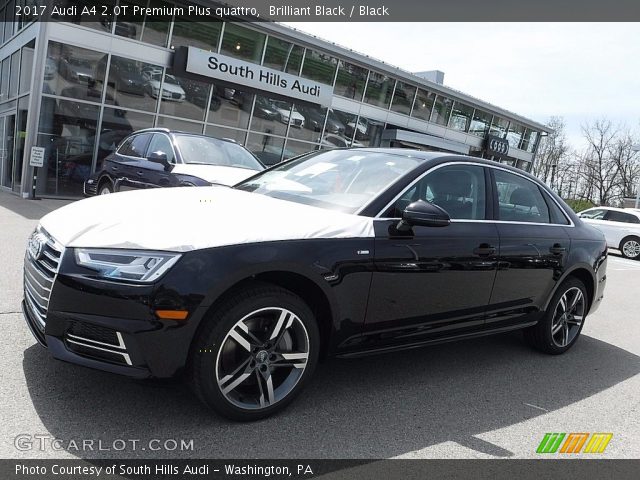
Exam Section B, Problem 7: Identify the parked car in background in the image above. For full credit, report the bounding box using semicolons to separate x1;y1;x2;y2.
272;101;305;128
97;56;146;96
142;71;186;102
320;134;364;149
84;128;264;195
578;206;640;259
59;56;95;84
27;150;607;421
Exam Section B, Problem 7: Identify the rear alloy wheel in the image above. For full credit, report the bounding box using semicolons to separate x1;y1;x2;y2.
189;284;319;421
524;277;588;354
620;237;640;260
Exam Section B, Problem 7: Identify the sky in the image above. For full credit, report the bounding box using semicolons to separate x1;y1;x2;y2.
284;23;640;149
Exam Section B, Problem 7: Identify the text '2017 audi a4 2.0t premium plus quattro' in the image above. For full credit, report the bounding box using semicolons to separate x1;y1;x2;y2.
23;149;608;420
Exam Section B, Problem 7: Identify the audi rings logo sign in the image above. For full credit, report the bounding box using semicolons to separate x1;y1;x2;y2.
485;134;510;157
27;231;47;261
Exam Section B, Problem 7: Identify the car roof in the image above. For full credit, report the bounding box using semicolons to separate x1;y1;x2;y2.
131;128;239;145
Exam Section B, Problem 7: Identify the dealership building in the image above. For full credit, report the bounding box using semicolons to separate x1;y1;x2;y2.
0;2;550;199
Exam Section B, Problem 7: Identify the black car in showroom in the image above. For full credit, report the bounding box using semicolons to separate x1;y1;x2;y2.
84;128;264;195
24;149;607;420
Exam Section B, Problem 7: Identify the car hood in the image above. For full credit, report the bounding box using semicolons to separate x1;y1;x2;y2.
39;186;374;252
160;83;184;94
170;164;260;186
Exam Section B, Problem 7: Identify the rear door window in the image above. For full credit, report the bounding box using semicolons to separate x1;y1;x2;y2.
493;169;550;224
117;134;152;158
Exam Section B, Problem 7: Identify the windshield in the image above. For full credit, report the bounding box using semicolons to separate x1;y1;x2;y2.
235;150;421;213
174;135;264;170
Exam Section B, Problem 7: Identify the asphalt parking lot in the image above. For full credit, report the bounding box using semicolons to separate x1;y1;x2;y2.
1;190;639;460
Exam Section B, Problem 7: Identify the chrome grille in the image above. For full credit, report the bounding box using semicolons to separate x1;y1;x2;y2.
23;229;64;331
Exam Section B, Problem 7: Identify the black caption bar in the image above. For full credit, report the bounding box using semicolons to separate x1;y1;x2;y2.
5;0;640;22
2;459;640;480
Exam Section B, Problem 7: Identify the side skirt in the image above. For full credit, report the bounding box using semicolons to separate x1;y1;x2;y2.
335;321;539;359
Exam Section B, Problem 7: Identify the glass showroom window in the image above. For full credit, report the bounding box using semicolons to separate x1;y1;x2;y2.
350;115;384;147
19;40;34;95
44;42;106;100
489;116;509;138
284;139;318;160
0;57;9;102
35;98;100;197
13;96;28;192
8;50;19;99
334;60;367;101
288;102;326;143
262;36;303;74
205;124;247;144
159;68;209;122
413;89;435;120
301;48;337;85
390;81;417;116
449;102;474;132
245;132;285;166
114;0;145;42
171;16;221;52
364;71;394;109
469;109;492;136
431;95;454;126
208;88;251;130
102;55;161;113
220;23;265;65
521;128;539;153
156;116;203;133
250;95;290;137
506;122;525;149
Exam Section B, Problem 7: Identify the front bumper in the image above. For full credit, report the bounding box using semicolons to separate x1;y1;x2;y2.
22;247;208;379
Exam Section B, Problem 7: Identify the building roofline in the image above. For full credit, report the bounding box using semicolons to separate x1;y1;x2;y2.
251;21;551;133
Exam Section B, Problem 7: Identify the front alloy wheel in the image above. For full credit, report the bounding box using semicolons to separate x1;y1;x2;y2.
189;284;319;421
216;307;310;410
620;237;640;260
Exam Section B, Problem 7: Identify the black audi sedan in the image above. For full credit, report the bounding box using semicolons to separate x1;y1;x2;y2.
84;128;264;195
24;149;607;421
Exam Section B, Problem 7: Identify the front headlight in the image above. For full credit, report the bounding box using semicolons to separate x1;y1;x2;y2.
75;249;181;283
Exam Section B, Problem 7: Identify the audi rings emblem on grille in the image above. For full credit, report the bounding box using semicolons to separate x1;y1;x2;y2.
27;231;47;261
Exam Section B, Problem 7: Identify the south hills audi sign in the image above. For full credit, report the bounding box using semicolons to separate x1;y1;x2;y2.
177;46;334;106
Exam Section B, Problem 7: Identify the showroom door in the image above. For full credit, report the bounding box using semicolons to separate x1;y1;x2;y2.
0;113;15;190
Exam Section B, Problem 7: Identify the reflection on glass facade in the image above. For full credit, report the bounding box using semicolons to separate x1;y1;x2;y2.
220;23;265;64
490;116;509;138
301;48;337;85
334;60;367;101
449;102;473;132
521;128;539;153
390;81;416;116
171;17;221;52
364;71;394;109
263;36;303;74
506;122;524;148
431;95;454;126
411;88;436;121
469;109;492;136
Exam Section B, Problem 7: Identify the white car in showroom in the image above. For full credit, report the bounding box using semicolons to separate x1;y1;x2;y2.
578;206;640;259
271;101;305;128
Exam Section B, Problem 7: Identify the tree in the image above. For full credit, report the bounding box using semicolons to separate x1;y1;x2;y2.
532;116;570;188
579;119;622;206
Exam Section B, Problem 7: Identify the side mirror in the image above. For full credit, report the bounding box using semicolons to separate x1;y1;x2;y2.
399;200;451;230
147;150;171;171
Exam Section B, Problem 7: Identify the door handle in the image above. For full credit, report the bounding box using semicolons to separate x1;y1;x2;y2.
137;171;144;176
549;244;566;255
473;243;496;256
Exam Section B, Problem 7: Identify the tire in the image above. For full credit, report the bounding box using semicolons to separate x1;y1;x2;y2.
619;236;640;260
188;283;320;421
98;180;113;195
524;277;588;354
